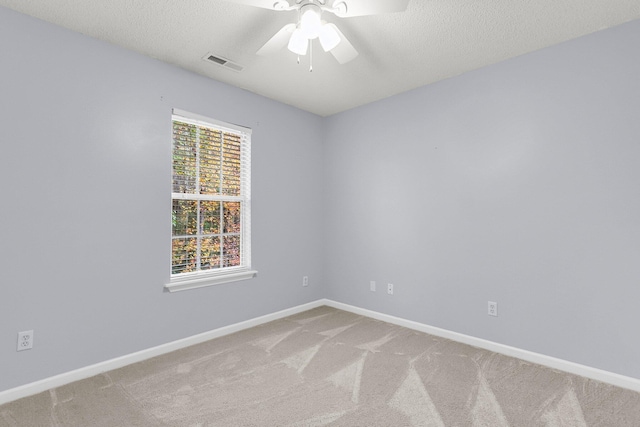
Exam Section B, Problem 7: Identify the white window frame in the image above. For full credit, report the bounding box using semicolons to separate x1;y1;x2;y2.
165;109;256;292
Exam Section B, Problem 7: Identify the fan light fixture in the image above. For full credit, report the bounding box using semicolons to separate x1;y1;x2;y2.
287;4;341;56
248;0;410;69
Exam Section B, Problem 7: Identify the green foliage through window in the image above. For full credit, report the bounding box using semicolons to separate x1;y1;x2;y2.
171;117;248;276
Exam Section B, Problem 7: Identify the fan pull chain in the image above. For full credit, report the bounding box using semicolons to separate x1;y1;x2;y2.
309;39;313;72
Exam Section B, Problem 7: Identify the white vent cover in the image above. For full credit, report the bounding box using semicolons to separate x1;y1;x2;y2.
202;53;244;72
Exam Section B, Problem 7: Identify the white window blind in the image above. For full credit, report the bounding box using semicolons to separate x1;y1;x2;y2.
166;109;255;292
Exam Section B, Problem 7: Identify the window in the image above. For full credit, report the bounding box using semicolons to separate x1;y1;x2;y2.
166;109;256;292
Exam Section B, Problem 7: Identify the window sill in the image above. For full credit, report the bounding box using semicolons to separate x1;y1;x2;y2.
164;270;258;293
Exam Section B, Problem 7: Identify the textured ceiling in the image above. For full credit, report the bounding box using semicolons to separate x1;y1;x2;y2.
1;0;639;116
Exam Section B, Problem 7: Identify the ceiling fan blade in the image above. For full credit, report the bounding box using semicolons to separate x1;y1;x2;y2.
327;24;358;64
225;0;295;11
257;24;296;56
327;0;410;17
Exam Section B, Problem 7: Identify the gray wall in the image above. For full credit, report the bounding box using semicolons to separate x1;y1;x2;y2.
323;19;640;379
0;7;324;392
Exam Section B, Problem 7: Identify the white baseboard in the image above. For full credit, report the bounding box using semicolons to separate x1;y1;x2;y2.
2;298;639;405
0;300;325;406
323;299;640;393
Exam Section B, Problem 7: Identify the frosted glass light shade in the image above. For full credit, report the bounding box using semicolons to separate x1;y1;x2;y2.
300;8;322;39
319;23;340;51
287;28;308;55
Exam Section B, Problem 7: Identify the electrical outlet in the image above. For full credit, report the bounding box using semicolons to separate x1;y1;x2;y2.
488;301;498;317
17;330;34;351
387;283;394;295
302;276;308;287
370;281;376;292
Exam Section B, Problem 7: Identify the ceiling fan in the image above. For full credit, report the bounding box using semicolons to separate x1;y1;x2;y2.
228;0;410;69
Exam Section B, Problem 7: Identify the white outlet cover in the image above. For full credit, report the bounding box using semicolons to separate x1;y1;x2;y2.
370;281;376;292
387;283;394;295
488;301;498;317
17;330;34;351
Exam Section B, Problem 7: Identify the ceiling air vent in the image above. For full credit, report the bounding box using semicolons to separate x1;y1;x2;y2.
203;53;244;72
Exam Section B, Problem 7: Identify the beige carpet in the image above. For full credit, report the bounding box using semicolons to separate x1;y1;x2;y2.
2;306;640;426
